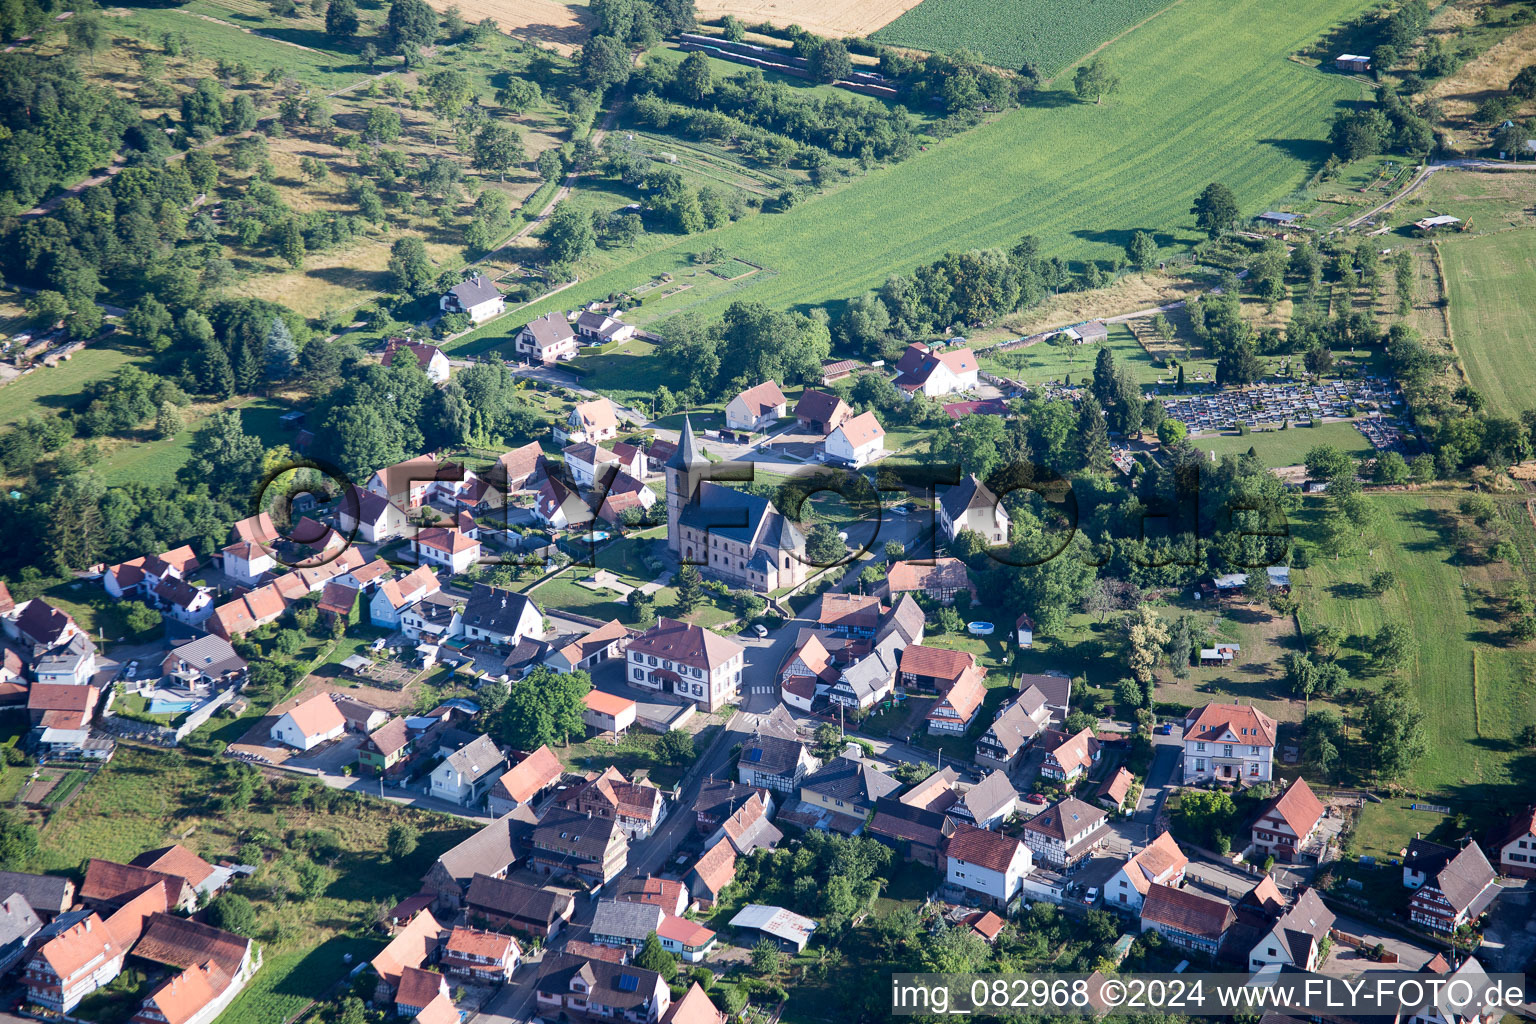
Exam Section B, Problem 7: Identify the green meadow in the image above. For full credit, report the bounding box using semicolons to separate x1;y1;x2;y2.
1440;227;1536;419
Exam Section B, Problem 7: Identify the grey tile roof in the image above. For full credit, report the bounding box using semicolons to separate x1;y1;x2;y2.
591;899;664;942
801;757;900;805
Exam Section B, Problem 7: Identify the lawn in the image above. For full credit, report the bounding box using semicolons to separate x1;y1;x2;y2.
95;396;292;487
1352;799;1457;865
872;0;1180;77
0;342;147;428
497;0;1372;336
1290;492;1536;798
1189;420;1375;468
980;322;1216;389
1439;226;1536;419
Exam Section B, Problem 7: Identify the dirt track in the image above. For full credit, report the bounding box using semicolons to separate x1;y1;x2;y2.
694;0;924;38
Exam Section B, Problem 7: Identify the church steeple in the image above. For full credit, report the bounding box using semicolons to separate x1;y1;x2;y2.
668;415;705;470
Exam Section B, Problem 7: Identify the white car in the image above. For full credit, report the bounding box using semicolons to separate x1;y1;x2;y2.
753;624;768;638
1083;887;1099;906
125;661;138;679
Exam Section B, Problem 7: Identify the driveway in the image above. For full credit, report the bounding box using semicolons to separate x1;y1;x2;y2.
1479;883;1536;974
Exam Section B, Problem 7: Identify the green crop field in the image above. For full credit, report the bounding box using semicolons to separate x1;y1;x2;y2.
1291;493;1536;798
1190;420;1374;467
468;0;1371;358
872;0;1179;77
1440;228;1536;419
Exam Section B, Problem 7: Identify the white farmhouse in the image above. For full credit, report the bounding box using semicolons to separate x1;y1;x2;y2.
271;694;346;751
893;343;979;397
942;823;1032;910
515;312;578;363
430;734;508;807
725;381;788;433
938;475;1009;546
441;275;505;324
1181;702;1277;785
823;411;886;468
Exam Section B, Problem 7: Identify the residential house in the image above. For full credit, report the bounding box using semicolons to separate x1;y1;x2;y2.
867;798;951;869
220;540;274;586
561;398;621;444
442;926;519;985
23;913;127;1012
725;381;788;432
396;966;451;1017
551;620;631;676
626;617;745;713
420;811;535;910
487;745;565;817
828;633;902;710
943;824;1032;910
777;633;837;712
1017;673;1071;724
534;953;671;1024
102;546;199;599
1106;832;1188;912
529;808;628;883
899;645;976;693
1402;839;1498;934
1139;884;1234;955
1251;776;1325;862
949;771;1017;831
535;475;594;530
1494;805;1536;879
359;717;413;776
464;875;573;938
400;591;463;644
793;390;851;434
926;666;987;735
686;841;736;908
728;905;817;953
316;582;360;629
564;442;622;489
559;767;667;840
79;859;194;912
574;310;636;345
597;471;656;525
819;593;883;638
608;442;649;480
430;734;507;808
1021;797;1108;872
665;984;723;1024
443;275;505;324
590;900;664;951
1182;702;1278;785
31;632;97;686
884;558;974;605
516;312;580;363
614;877;690;918
1038;727;1101;782
370;566;442;630
270;694;346;751
693;778;772;836
823;411;885;468
892;343;979;397
1096;767;1136;812
975;686;1052;770
370;909;444;997
0;871;75;920
582;689;638;735
706;793;783;856
737;729;819;795
656;917;715;963
498;441;549;494
411;526;481;575
799;757;900;822
384;339;451;383
899;766;960;813
159;635;247;692
1247;888;1335;972
0;894;42;974
366;454;474;511
461;584;543;647
27;683;99;733
938;475;1008;546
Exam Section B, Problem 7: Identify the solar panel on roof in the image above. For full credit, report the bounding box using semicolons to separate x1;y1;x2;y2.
747;748;762;762
617;973;639;992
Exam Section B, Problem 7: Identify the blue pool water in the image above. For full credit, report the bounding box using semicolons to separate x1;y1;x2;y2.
149;698;198;714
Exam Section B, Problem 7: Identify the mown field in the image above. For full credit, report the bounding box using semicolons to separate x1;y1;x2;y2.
464;0;1373;354
1190;420;1374;467
1439;226;1536;419
1291;492;1536;798
872;0;1179;76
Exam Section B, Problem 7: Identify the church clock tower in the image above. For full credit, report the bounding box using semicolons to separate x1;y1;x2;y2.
665;416;705;555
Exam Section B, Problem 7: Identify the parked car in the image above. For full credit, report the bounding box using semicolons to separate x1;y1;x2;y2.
1158;722;1174;735
1083;886;1099;905
1024;792;1047;805
753;623;768;638
124;661;138;679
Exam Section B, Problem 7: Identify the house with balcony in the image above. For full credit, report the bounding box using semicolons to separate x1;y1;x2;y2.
1021;797;1107;872
1181;702;1277;785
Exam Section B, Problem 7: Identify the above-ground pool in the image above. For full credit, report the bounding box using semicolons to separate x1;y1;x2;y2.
148;697;198;715
967;622;995;636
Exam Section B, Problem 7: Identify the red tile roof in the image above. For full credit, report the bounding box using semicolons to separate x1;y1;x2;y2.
900;644;975;682
492;744;563;804
1184;702;1278;747
943;824;1026;873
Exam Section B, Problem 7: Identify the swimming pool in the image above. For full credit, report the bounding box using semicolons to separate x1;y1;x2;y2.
148;697;198;715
